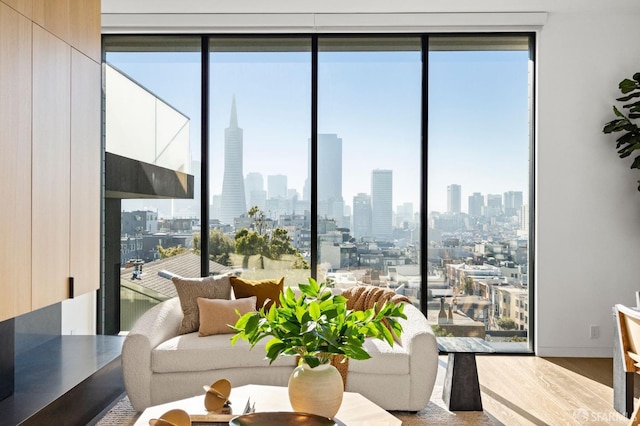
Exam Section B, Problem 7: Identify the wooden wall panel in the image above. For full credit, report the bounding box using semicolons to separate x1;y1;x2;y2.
31;25;71;311
0;0;32;19
0;3;32;322
69;0;101;63
70;49;101;297
32;0;70;43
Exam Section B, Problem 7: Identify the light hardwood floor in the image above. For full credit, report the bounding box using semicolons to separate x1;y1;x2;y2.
476;356;634;425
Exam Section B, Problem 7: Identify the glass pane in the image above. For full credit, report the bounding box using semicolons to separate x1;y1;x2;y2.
209;37;311;287
317;37;422;305
427;35;532;352
104;36;202;331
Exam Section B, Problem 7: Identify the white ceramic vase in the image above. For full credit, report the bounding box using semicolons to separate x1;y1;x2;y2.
287;362;344;419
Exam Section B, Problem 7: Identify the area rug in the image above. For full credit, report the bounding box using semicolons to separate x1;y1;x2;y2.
96;365;495;425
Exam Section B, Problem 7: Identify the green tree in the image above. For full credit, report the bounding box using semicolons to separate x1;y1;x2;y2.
193;229;235;265
157;245;187;259
235;227;267;257
462;277;474;295
235;207;308;269
431;325;454;337
497;317;517;330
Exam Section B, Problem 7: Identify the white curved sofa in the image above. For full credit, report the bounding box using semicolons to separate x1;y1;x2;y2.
122;294;438;412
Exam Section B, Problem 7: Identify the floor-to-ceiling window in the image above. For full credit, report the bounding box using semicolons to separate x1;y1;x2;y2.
426;35;533;351
102;33;534;352
103;37;202;331
208;37;312;285
317;37;422;302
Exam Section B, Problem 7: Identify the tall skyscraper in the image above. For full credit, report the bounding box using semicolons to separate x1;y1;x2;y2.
447;184;461;214
353;193;372;240
372;169;393;241
504;191;524;216
306;134;344;220
468;192;484;217
486;194;502;217
220;96;247;225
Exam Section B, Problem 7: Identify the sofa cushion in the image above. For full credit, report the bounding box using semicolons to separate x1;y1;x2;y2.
151;333;297;374
172;275;232;335
230;276;284;310
197;296;256;336
348;338;410;375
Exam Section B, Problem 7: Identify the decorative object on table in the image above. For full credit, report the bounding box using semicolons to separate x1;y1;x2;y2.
148;408;191;426
603;72;640;191
229;411;336;426
203;378;232;412
231;277;407;419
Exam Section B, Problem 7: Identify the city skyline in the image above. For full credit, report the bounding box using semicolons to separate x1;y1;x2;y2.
107;42;530;220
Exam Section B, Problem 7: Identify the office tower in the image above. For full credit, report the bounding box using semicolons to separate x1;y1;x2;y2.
486;194;502;217
353;193;372;240
447;184;461;214
220;96;247;225
245;172;266;211
372;169;393;241
468;192;484;217
306;134;344;220
268;174;288;199
504;191;524;216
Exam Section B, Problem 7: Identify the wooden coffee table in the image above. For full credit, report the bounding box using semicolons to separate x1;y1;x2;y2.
134;384;401;425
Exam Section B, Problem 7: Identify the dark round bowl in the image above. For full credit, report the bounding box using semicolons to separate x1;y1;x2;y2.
229;411;336;426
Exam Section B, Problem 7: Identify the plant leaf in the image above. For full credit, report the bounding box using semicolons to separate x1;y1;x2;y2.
619;78;639;94
617;92;640;102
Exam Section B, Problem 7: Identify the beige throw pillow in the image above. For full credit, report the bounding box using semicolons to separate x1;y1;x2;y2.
172;275;232;335
197;296;257;336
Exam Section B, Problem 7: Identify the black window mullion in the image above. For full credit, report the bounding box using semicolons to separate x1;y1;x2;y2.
200;36;210;276
310;35;318;281
420;35;429;316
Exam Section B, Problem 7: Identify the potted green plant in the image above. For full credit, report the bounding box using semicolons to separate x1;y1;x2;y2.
603;72;640;191
230;277;407;418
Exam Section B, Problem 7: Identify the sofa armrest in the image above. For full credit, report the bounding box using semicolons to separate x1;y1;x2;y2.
122;297;182;411
399;303;439;410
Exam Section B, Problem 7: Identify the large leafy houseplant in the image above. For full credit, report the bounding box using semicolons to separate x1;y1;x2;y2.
230;277;407;368
603;72;640;191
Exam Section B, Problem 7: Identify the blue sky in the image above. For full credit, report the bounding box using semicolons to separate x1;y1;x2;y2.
107;42;529;217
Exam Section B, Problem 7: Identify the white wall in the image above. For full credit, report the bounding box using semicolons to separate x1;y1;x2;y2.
536;9;640;356
61;291;97;335
101;0;640;356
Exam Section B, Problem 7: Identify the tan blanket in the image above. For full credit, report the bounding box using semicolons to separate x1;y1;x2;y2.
342;285;412;312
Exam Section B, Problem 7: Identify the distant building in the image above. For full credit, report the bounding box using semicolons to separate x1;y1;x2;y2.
447;184;461;214
220;96;247;225
468;192;484;217
245;172;265;211
353;193;372;240
308;133;344;221
122;210;158;236
371;169;393;241
503;191;523;216
485;194;502;217
267;174;287;199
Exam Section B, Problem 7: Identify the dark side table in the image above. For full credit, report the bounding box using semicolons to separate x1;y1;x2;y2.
437;337;495;411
